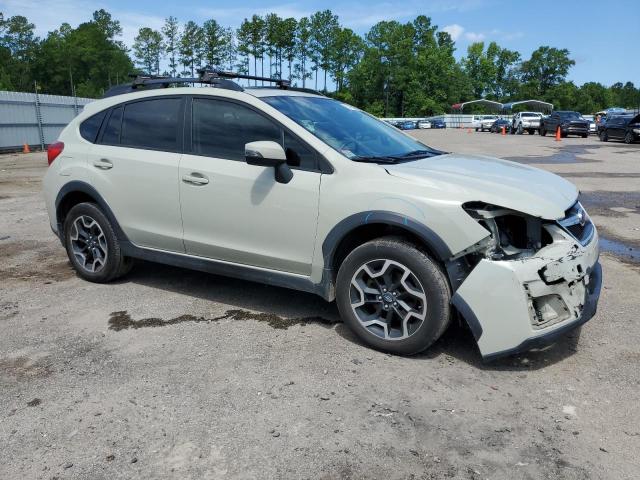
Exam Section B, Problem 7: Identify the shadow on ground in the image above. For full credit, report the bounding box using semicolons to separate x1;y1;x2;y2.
120;260;581;372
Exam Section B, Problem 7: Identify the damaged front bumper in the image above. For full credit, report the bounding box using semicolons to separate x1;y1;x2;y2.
452;225;602;361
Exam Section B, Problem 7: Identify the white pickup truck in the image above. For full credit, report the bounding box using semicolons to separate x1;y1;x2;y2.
511;112;543;135
472;115;499;132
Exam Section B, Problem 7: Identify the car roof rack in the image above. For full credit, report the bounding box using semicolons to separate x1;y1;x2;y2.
103;67;294;98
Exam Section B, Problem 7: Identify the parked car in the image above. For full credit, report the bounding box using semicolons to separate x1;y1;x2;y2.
490;118;511;133
472;115;499;132
43;72;601;360
511;112;543;135
398;120;416;130
430;118;446;129
417;120;431;129
540;111;589;138
599;114;640;144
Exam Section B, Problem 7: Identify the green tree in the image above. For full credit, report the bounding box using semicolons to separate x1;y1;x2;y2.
162;16;180;76
520;46;575;96
294;17;313;87
329;28;363;91
179;21;204;76
31;11;133;97
202;19;229;69
133;27;163;75
310;10;339;91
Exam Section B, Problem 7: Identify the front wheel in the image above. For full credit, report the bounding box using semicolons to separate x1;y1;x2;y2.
336;237;451;355
63;202;133;283
540;127;547;136
625;132;634;144
600;131;608;142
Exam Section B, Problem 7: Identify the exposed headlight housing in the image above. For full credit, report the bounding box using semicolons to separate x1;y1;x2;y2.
462;202;551;260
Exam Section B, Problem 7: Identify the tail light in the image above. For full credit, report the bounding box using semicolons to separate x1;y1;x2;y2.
47;141;64;165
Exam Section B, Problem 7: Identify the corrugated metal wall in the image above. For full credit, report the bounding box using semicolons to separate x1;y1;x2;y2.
0;91;94;151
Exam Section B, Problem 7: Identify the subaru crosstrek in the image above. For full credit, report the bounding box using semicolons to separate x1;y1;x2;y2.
43;80;601;360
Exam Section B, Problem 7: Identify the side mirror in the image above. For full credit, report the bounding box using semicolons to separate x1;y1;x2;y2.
245;141;293;184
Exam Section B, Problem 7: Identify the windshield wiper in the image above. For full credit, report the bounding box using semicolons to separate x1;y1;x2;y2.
395;149;442;159
351;156;400;164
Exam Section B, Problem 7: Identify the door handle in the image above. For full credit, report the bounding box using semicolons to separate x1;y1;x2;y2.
182;173;209;185
93;158;113;170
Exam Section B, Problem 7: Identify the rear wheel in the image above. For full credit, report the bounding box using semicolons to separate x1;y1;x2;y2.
63;202;133;283
625;132;634;144
600;131;608;142
528;129;535;135
540;127;547;136
581;133;588;138
517;124;523;135
336;237;451;355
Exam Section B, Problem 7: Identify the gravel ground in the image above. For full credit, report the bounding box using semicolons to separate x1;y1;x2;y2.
1;131;639;480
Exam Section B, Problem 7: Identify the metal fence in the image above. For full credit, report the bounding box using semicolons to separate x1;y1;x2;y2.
0;90;94;151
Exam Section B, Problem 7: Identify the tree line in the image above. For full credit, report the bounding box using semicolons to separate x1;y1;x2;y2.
1;9;638;117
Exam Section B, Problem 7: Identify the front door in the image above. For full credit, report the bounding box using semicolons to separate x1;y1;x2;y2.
179;97;321;275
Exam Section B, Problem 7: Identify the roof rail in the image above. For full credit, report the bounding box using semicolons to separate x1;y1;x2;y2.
103;67;293;98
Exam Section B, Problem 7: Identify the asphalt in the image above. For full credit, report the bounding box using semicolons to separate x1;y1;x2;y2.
1;130;639;479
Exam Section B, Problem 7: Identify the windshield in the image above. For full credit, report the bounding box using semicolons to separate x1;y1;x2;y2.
262;96;442;163
521;113;540;117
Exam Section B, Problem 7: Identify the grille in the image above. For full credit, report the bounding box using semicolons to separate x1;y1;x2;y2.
558;202;594;246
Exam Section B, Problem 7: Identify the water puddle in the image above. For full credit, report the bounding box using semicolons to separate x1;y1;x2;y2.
109;309;339;331
600;237;640;264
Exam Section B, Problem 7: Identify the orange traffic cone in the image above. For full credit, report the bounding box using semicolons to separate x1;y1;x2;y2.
22;143;31;153
555;127;561;142
501;126;506;136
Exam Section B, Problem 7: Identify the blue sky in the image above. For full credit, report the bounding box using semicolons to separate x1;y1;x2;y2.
2;0;639;86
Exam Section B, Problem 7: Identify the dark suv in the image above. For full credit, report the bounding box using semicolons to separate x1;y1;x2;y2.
599;114;640;144
540;111;589;138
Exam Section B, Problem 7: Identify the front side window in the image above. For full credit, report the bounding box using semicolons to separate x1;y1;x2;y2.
262;96;441;164
192;98;281;161
121;98;181;151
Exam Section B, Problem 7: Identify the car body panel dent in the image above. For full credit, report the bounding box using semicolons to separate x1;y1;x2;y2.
452;226;600;359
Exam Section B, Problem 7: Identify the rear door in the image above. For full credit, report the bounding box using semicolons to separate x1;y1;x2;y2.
87;96;185;252
178;96;321;275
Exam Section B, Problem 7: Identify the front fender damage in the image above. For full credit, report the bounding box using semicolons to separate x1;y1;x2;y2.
451;227;601;360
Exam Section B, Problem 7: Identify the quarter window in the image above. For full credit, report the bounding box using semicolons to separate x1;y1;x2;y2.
80;110;107;143
121;98;181;151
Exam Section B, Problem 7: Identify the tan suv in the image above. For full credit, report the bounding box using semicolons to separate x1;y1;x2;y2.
43;70;602;360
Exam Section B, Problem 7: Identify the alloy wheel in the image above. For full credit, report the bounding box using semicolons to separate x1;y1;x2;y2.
349;259;427;340
69;215;108;273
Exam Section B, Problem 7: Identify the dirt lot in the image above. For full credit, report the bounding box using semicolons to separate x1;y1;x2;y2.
1;131;639;480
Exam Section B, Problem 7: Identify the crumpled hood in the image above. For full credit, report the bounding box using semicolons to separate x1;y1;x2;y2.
385;153;578;220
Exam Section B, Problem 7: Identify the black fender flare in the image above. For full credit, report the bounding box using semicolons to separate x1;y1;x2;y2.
54;180;129;242
321;210;452;267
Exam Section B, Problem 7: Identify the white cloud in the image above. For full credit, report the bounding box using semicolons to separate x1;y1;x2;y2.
443;24;465;41
464;31;485;42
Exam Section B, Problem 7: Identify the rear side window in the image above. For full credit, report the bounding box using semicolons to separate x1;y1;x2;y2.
101;106;123;145
80;110;107;143
121;98;181;151
192;98;281;161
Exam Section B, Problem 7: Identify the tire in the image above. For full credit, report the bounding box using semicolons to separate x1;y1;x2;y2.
581;133;588;138
625;132;634;144
475;128;479;132
63;202;133;283
335;236;451;355
561;131;567;138
540;127;547;136
528;129;535;135
600;131;608;142
517;124;523;135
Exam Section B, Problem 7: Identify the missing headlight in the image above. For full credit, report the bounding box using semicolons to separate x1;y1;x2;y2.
463;202;552;260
